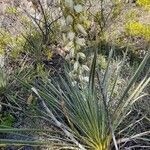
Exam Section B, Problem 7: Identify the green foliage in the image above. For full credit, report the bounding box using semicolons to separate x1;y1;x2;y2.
0;29;25;58
137;0;150;10
98;54;107;69
5;7;19;15
125;21;150;41
0;29;11;55
0;68;6;93
30;49;150;149
0;114;15;127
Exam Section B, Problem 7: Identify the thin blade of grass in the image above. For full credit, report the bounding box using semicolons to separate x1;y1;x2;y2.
89;48;97;93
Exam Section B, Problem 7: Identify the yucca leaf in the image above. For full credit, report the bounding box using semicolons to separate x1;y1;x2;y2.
0;139;51;146
97;71;119;150
89;48;97;93
102;47;114;86
113;50;150;125
0;128;56;133
117;131;150;144
116;50;150;109
124;76;150;109
109;47;128;105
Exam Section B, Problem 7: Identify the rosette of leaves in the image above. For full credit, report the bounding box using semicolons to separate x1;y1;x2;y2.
33;49;150;149
0;48;150;149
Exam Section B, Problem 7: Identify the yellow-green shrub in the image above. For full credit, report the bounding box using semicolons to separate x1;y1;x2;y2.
0;29;26;58
137;0;150;10
5;6;19;15
125;21;150;41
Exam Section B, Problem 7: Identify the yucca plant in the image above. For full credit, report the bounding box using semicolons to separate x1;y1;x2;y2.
0;48;149;149
28;48;150;150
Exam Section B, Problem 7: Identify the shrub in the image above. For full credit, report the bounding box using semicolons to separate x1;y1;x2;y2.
137;0;150;10
125;21;150;41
